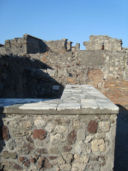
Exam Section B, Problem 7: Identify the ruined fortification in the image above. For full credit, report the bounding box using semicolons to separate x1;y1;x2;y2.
0;34;128;106
0;34;128;170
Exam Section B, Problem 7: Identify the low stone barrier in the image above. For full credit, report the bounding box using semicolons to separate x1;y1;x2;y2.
0;85;118;171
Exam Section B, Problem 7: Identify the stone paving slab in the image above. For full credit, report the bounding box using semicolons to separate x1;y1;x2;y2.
0;85;119;115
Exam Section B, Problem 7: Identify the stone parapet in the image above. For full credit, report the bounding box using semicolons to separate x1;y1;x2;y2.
0;85;118;171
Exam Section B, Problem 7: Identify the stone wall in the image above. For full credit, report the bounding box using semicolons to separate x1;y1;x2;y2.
0;37;27;55
0;54;63;98
39;49;128;86
83;35;122;51
0;35;76;55
45;39;76;52
25;34;48;54
0;113;117;171
0;85;118;171
0;34;48;55
0;34;128;102
45;39;68;53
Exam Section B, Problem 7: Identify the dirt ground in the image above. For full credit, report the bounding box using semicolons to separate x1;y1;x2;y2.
100;80;128;171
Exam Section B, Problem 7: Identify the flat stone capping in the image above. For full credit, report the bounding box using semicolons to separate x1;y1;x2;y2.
0;85;119;115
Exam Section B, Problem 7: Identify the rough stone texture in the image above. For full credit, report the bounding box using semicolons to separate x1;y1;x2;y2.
87;120;98;134
67;130;77;144
0;85;118;171
2;125;10;140
83;35;122;51
0;85;118;114
0;113;117;171
0;34;48;55
0;33;128;171
0;34;128;108
0;54;64;98
33;129;47;140
45;39;68;53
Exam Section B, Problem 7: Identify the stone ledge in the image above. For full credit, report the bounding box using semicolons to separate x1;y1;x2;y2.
0;85;119;115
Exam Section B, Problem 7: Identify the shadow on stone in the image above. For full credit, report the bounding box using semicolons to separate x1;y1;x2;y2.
114;105;128;171
0;54;64;98
0;107;5;171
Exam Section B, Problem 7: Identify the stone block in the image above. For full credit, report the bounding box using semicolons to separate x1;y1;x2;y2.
33;129;47;140
91;139;106;153
87;120;98;134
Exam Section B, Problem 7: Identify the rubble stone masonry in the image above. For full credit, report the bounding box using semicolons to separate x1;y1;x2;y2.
0;34;128;106
0;85;118;171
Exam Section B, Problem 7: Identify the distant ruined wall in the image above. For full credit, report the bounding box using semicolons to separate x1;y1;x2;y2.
45;39;80;52
0;54;63;98
0;35;78;55
0;34;48;55
25;34;48;54
45;39;68;53
39;50;128;88
3;35;27;55
0;34;128;98
83;35;122;51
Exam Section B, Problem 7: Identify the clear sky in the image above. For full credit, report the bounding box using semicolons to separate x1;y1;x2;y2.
0;0;128;49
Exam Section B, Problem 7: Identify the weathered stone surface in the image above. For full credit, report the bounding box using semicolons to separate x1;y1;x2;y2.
62;153;73;163
2;125;10;140
99;121;110;132
48;156;58;160
0;32;126;171
60;164;71;171
67;130;77;145
34;116;46;128
91;139;106;152
0;113;116;171
45;122;55;132
87;120;98;134
7;139;16;150
77;129;85;141
20;142;34;154
19;156;30;167
33;129;47;140
2;151;17;159
83;35;122;51
36;148;48;154
63;145;72;152
50;134;62;145
0;33;128;110
72;154;89;171
87;69;104;88
37;157;52;169
30;157;37;163
13;163;23;170
24;159;30;167
0;87;117;171
85;135;93;143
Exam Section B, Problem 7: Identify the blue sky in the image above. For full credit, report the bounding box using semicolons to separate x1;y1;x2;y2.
0;0;128;49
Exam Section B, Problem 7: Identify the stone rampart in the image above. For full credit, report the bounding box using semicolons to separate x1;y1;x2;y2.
0;85;118;171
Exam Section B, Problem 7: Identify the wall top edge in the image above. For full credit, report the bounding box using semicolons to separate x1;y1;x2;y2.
0;85;119;115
